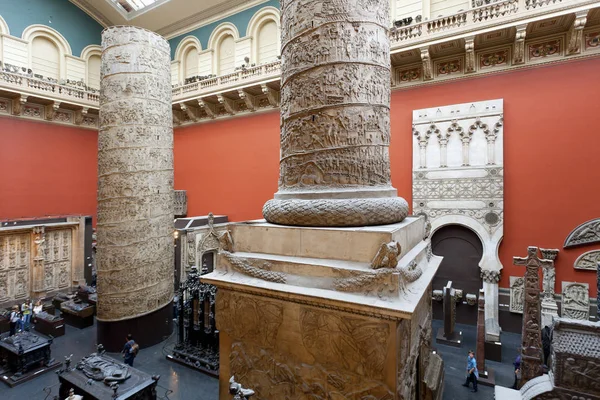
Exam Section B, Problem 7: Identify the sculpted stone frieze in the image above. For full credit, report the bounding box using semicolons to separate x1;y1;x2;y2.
263;0;408;227
574;250;600;271
229;341;394;400
300;308;390;379
216;290;284;349
97;26;174;321
564;218;600;248
561;282;590;320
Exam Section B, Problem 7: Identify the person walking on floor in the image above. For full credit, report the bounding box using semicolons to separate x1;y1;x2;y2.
512;354;522;389
462;350;479;392
122;334;139;367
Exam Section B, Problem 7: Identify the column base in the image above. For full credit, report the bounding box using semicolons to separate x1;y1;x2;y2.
263;196;409;227
97;301;173;352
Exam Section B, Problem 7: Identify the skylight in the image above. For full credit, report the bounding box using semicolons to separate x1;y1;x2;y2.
108;0;170;18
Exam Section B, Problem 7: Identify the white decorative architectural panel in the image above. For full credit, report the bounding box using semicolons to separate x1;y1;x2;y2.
198;50;213;76
235;37;252;66
413;99;504;329
218;36;236;75
2;36;28;67
510;276;524;314
0;233;30;302
257;21;279;63
31;37;60;79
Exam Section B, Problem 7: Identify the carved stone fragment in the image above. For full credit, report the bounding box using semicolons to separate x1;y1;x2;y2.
562;282;590;320
262;0;408;227
564;218;600;248
509;276;524;314
513;246;549;388
97;26;174;322
574;250;600;271
371;241;401;269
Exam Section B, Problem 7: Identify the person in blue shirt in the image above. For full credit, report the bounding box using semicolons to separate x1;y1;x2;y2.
122;334;138;367
462;350;479;392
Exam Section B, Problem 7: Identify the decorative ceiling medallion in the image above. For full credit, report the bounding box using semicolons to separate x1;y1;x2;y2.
564;218;600;248
573;250;600;271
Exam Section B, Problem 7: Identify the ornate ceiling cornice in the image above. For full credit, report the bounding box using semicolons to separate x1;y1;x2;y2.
158;0;269;39
68;0;112;28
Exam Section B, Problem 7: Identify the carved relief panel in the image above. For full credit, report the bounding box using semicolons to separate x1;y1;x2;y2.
0;234;30;301
561;282;590;320
43;229;72;291
510;276;524;314
217;289;398;400
413;100;503;275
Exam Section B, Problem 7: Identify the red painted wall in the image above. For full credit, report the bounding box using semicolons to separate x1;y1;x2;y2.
174;59;600;296
1;59;598;296
174;111;281;222
0;117;98;221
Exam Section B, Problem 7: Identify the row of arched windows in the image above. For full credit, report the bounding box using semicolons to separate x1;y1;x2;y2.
173;6;280;83
0;6;280;89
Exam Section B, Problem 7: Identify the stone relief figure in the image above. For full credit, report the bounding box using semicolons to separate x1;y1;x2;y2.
564;218;600;248
574;250;600;270
229;376;255;400
15;270;27;296
219;230;235;253
33;227;46;260
371;241;401;269
0;272;7;299
510;276;524;313
562;282;590;320
542;266;555;298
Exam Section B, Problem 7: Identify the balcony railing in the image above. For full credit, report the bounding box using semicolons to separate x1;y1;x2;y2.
0;71;100;107
389;0;593;48
171;60;281;102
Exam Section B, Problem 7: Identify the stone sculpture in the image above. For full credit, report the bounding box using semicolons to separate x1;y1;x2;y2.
97;26;174;349
539;248;559;328
371;241;401;269
519;318;600;400
262;0;409;227
509;276;524;314
229;376;254;400
436;281;461;347
513;246;550;388
476;290;486;374
561;282;590;320
563;218;600;248
574;250;600;270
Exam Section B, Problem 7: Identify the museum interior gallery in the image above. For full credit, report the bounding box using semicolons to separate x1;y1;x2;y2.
0;0;599;399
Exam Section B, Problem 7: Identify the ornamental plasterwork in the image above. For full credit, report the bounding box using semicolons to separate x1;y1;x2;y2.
564;218;600;248
574;250;600;271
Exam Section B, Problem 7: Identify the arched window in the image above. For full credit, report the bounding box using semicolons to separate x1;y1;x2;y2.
208;23;239;76
32;37;60;79
81;45;102;89
217;35;235;75
87;55;101;88
184;46;198;79
257;20;278;64
174;36;202;83
22;25;72;79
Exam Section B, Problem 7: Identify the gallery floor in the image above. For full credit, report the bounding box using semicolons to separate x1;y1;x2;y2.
0;319;520;400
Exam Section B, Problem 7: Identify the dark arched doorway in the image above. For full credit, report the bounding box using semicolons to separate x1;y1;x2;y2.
431;224;483;326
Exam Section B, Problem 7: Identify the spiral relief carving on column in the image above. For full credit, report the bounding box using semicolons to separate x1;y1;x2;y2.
97;26;174;322
262;0;409;227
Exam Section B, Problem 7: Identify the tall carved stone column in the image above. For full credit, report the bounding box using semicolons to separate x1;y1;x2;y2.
262;0;408;227
97;26;174;351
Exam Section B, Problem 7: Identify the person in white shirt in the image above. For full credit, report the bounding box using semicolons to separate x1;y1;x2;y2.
9;305;20;336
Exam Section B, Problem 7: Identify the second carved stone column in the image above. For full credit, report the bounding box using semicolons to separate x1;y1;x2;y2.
262;0;408;227
96;26;174;351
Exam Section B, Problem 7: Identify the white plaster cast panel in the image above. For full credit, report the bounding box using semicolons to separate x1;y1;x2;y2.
509;276;524;314
97;26;174;322
561;281;590;320
413;99;503;329
574;249;600;271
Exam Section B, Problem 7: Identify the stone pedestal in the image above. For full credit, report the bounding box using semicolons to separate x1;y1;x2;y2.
97;26;174;351
203;216;444;400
